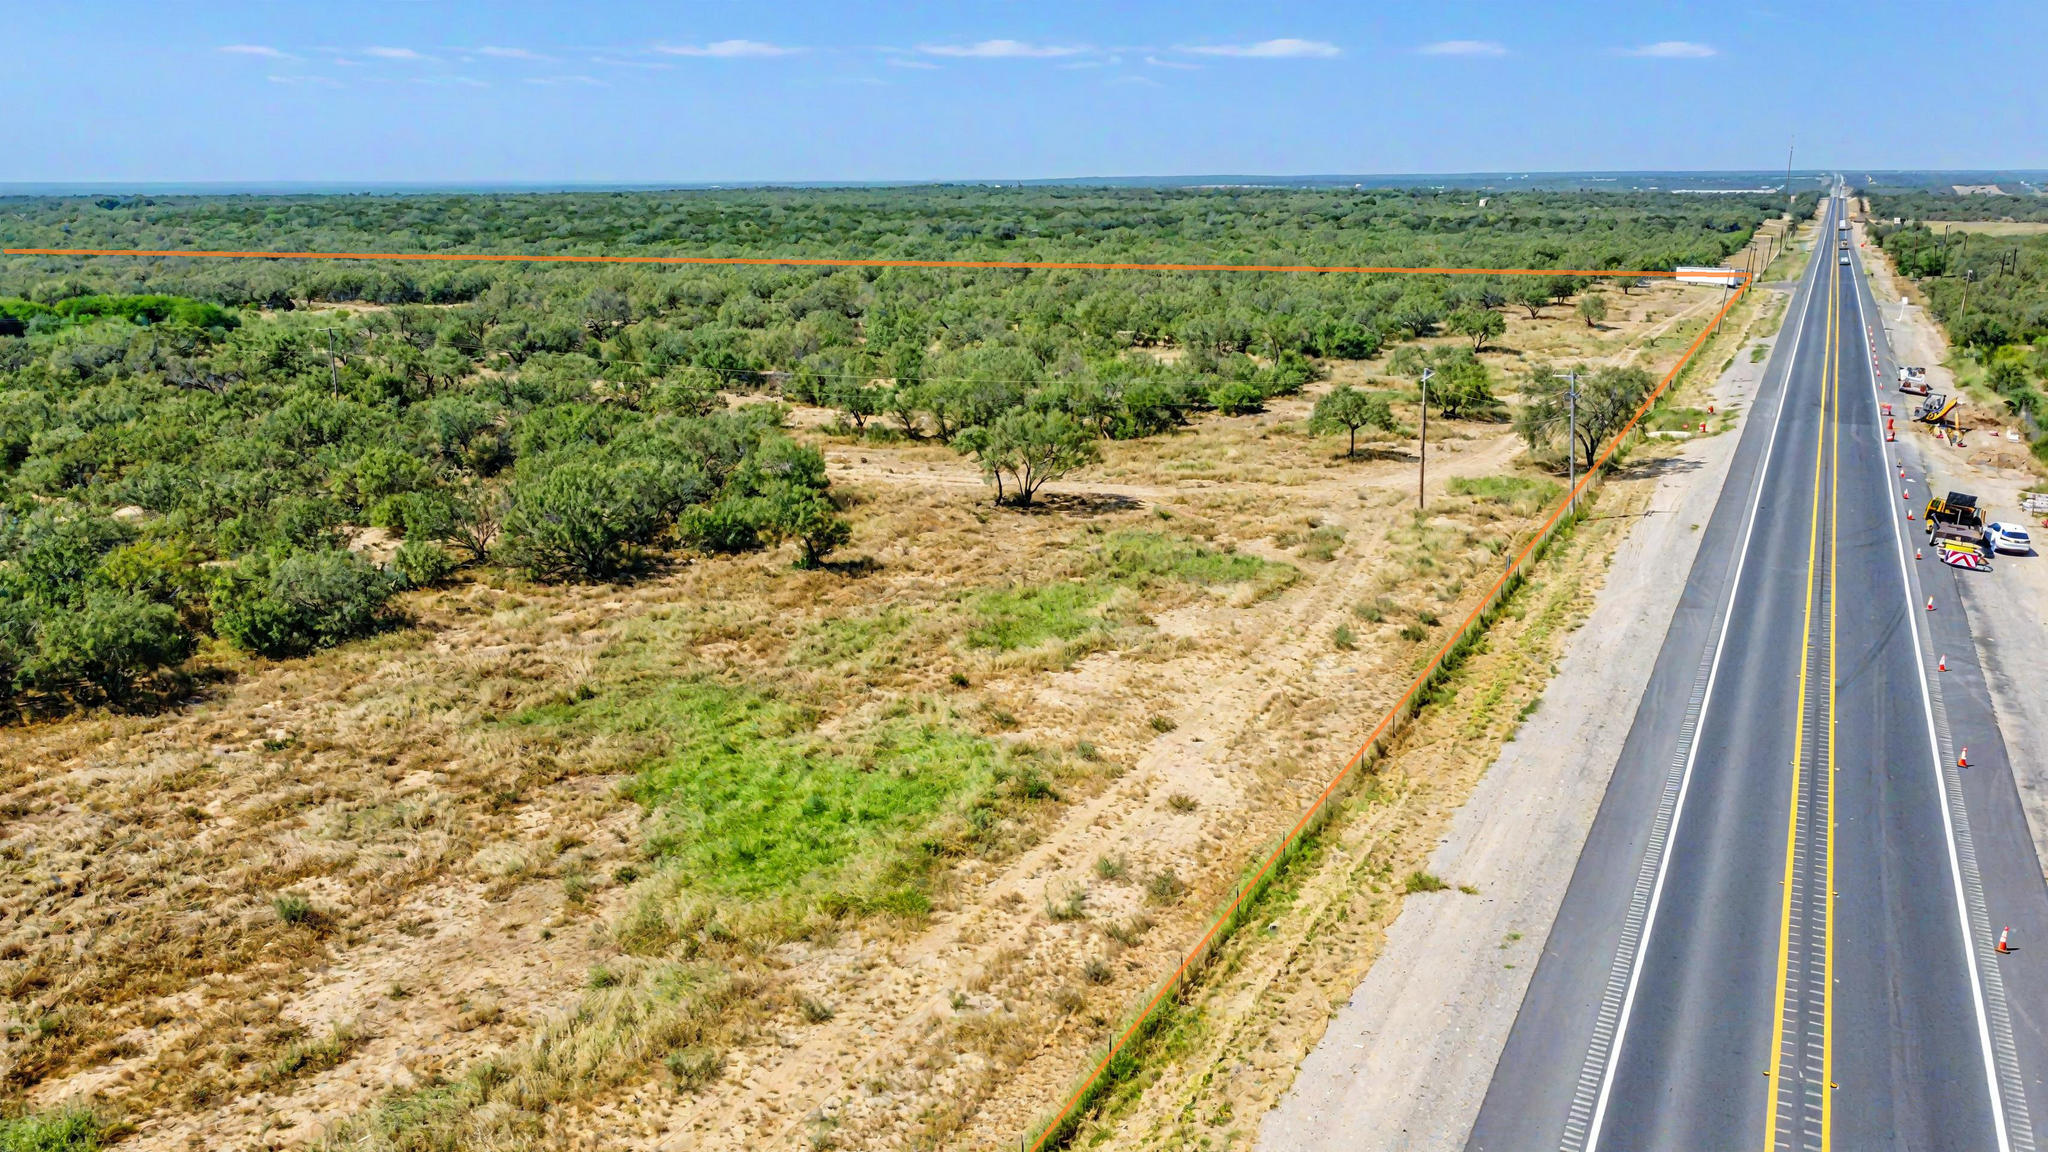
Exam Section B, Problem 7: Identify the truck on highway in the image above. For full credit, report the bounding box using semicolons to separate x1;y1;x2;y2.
1926;491;1991;569
1898;365;1930;394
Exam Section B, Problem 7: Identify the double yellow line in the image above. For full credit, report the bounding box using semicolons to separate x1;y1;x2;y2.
1763;205;1843;1150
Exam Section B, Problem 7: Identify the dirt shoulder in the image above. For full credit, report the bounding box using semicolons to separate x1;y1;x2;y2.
0;278;1754;1152
1057;271;1789;1152
1861;232;2048;876
1254;346;1759;1152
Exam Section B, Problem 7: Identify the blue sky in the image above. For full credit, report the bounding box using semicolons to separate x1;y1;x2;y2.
5;1;2043;184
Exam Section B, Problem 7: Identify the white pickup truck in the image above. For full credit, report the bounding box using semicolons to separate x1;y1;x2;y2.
1898;365;1930;394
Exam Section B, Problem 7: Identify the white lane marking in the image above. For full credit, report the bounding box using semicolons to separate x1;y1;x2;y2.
1574;196;1835;1152
1852;248;2022;1152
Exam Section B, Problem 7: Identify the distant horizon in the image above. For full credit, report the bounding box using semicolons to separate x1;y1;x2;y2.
4;169;2040;199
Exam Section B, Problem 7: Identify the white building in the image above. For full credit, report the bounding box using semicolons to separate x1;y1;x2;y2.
1675;265;1742;287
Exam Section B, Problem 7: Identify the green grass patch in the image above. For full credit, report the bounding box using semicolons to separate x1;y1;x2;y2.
1090;530;1284;587
513;677;1033;906
968;531;1295;652
785;606;917;667
1446;475;1563;517
967;582;1112;651
0;1109;102;1152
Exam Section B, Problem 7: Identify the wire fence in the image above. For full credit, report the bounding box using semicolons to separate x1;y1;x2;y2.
1019;273;1755;1152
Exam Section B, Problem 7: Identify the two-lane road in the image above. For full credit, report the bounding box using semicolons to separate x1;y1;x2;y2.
1471;192;2048;1150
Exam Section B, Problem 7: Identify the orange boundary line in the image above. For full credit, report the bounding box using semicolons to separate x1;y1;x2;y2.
1025;271;1752;1152
1;246;1683;277
0;235;1751;1144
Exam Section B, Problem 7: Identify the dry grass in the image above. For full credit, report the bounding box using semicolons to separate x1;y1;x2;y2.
0;281;1751;1151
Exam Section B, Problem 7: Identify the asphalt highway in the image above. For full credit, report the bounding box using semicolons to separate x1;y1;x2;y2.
1468;192;2048;1151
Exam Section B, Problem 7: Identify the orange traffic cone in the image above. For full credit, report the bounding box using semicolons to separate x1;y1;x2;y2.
1916;548;1923;559
1939;654;1948;671
1958;747;1969;767
1909;509;1916;520
1999;927;2012;955
1887;429;1896;442
1927;596;1936;611
1698;421;1707;433
1904;489;1912;500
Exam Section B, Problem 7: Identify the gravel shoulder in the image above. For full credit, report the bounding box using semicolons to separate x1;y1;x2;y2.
1860;229;2048;876
1255;321;1771;1152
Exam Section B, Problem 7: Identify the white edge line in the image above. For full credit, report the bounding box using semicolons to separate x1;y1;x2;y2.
1582;194;1830;1150
1851;233;2012;1151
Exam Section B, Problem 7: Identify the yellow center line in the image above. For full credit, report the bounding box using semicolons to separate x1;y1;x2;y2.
1822;239;1842;1152
1764;206;1837;1148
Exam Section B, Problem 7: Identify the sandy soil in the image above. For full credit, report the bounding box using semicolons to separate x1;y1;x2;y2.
1056;239;1792;1152
0;276;1755;1152
1255;329;1764;1152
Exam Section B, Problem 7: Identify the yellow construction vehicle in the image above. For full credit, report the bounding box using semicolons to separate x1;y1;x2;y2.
1913;393;1958;423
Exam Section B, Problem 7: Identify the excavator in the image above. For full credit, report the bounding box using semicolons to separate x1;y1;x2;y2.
1912;392;1958;423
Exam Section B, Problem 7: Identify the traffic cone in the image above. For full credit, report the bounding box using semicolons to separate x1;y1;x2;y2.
1698;421;1707;433
1916;548;1922;559
1959;747;1969;768
1904;489;1911;500
1939;654;1947;671
1999;927;2012;955
1887;428;1896;442
1927;596;1936;611
1908;509;1916;520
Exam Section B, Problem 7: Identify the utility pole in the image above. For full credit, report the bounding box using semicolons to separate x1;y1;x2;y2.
1556;369;1581;518
315;326;341;394
1417;367;1434;512
1785;137;1797;218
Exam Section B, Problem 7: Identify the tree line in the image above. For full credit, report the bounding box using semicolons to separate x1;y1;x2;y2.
0;185;1780;709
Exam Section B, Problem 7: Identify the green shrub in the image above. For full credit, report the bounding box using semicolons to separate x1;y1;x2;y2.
211;549;399;658
0;1107;103;1152
1209;380;1267;416
499;457;673;580
677;498;763;553
19;591;193;700
393;539;457;589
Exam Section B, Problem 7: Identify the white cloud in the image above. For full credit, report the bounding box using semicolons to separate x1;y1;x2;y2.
1624;40;1717;57
589;55;674;70
918;39;1088;58
1144;55;1201;70
524;74;607;87
886;57;941;70
267;74;342;87
1179;38;1339;58
365;46;435;61
414;75;489;87
1418;40;1508;57
220;44;294;59
655;39;799;58
478;46;551;61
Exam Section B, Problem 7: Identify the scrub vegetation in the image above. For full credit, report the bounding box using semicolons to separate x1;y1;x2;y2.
1871;210;2048;463
0;185;1780;1149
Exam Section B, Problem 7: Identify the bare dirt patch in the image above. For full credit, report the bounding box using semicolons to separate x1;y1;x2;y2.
2;285;1751;1151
